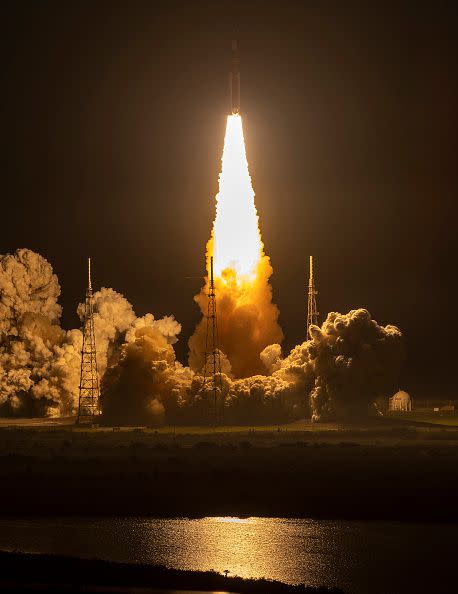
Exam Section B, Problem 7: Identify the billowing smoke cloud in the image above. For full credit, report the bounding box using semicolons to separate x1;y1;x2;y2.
232;309;401;422
1;249;403;424
103;307;402;425
101;313;192;425
0;248;62;330
84;287;136;376
248;308;403;422
0;249;79;416
307;309;403;420
0;249;184;419
189;255;283;378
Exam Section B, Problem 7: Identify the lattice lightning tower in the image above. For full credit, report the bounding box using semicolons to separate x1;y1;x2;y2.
77;257;101;422
307;256;319;338
200;256;223;422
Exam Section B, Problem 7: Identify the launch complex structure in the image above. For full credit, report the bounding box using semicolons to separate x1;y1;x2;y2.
76;258;101;423
74;41;320;424
199;256;223;421
196;255;320;423
307;256;319;337
74;253;320;424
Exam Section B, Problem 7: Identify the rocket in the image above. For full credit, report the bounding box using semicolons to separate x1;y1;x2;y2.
229;40;240;114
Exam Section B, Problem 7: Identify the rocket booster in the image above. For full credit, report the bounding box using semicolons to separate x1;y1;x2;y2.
229;40;240;114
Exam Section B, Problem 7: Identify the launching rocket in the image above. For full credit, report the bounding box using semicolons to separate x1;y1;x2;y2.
229;40;240;114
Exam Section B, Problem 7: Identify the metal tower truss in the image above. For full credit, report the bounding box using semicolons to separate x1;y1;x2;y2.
200;256;223;423
307;255;319;338
77;257;101;422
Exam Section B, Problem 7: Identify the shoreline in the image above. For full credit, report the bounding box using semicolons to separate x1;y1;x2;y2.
0;550;342;593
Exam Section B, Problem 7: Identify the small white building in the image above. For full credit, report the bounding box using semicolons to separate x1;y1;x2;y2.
389;390;412;412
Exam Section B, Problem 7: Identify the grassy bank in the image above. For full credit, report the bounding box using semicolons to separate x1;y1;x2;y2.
1;418;457;521
386;410;458;426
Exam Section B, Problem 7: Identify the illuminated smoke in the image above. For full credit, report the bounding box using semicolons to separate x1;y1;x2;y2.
0;248;62;330
189;114;283;378
307;309;403;421
83;287;136;376
0;249;77;416
1;249;403;424
101;314;192;425
219;309;403;423
77;295;187;423
0;249;185;418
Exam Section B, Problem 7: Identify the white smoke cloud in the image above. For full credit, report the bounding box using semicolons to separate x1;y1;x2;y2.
0;248;61;334
125;313;181;345
0;250;70;416
101;322;191;425
1;249;403;424
0;250;186;418
260;343;283;373
307;309;403;420
218;309;403;423
78;287;136;377
76;293;186;421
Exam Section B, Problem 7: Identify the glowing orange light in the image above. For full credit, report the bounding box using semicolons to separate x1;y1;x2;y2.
212;516;255;524
210;114;263;280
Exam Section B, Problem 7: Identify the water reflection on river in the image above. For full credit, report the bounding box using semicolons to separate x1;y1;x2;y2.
0;516;455;594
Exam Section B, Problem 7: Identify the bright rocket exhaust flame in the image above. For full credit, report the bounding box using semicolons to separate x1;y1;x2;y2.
211;114;262;280
189;114;283;378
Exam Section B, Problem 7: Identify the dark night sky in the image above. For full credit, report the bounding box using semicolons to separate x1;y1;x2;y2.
2;1;457;399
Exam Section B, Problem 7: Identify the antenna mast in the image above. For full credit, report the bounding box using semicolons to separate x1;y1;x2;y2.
77;257;101;423
307;256;319;338
200;256;223;423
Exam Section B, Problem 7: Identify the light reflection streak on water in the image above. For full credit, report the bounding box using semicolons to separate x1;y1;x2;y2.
0;516;455;594
138;517;340;587
212;517;254;524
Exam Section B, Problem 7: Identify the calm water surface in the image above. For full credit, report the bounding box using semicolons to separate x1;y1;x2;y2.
0;516;455;594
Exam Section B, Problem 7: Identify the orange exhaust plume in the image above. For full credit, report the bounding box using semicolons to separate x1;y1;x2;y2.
189;114;283;378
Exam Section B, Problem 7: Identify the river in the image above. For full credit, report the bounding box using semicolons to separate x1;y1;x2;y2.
0;516;455;593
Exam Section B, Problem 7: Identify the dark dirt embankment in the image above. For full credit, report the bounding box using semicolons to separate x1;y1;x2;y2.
1;425;457;521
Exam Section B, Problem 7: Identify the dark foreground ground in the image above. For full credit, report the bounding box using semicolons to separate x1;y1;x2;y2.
0;551;342;593
1;416;458;521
